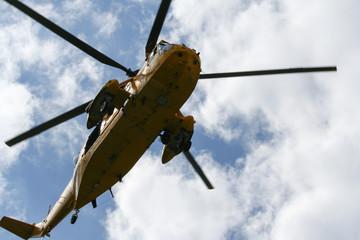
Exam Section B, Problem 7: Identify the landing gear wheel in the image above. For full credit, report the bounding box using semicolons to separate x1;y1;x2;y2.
177;138;184;149
100;100;114;115
70;215;78;224
160;131;171;145
70;210;79;224
100;101;107;113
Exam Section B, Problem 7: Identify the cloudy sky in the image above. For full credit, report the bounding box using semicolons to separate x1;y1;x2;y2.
1;0;359;239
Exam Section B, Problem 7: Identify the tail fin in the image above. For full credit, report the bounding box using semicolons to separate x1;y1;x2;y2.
0;216;42;239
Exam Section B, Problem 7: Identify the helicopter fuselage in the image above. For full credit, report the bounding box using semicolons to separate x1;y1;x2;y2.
38;42;201;236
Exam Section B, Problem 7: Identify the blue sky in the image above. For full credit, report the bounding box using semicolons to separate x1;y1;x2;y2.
1;0;360;239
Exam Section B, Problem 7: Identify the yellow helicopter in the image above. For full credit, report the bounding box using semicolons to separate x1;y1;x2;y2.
0;0;336;239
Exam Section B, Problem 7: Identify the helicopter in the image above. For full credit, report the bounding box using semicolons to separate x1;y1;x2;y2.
0;0;337;239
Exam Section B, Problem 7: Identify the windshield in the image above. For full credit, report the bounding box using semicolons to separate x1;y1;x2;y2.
73;155;79;165
158;42;174;55
148;41;174;63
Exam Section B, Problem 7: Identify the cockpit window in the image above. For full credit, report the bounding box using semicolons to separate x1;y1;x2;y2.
73;155;79;165
148;41;174;63
148;51;155;62
158;43;174;56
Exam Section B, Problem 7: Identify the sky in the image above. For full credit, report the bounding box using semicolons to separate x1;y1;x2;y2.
0;0;360;239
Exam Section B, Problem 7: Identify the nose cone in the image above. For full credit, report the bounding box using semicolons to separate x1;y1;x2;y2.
173;45;201;70
165;44;201;87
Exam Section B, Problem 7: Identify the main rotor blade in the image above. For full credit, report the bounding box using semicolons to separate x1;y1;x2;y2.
6;100;92;147
145;0;171;56
199;66;337;79
4;0;134;76
183;151;214;190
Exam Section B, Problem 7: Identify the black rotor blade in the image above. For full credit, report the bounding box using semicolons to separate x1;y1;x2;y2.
145;0;171;55
183;151;214;190
6;100;92;147
199;66;337;79
4;0;134;76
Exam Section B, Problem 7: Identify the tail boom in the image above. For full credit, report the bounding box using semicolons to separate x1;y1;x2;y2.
0;216;44;239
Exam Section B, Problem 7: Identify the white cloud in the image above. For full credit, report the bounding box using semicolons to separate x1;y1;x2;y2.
62;0;93;16
0;0;104;191
104;152;243;240
0;6;39;216
0;6;41;164
92;11;120;38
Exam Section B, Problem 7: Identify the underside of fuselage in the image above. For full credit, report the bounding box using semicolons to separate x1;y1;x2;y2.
73;42;201;209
